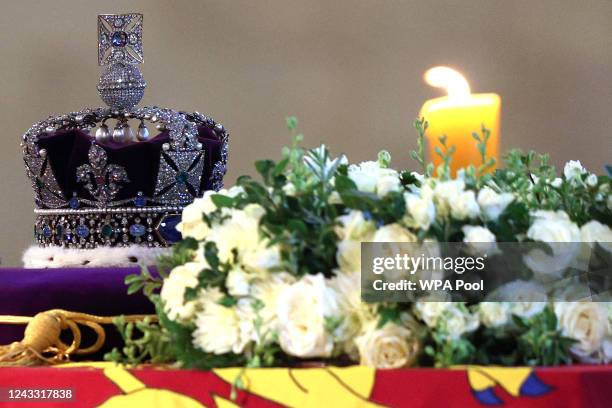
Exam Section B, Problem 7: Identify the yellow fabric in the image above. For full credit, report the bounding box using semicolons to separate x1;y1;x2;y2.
459;366;533;396
213;366;381;407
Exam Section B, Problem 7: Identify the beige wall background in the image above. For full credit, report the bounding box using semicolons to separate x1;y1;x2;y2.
0;0;610;266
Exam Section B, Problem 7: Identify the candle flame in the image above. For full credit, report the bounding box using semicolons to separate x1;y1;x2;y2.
424;66;471;100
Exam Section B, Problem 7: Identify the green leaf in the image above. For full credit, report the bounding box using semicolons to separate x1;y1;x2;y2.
286;116;298;131
211;194;235;208
334;174;357;193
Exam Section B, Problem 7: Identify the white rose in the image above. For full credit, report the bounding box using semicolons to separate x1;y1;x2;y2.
450;190;480;220
373;223;417;243
176;195;215;240
250;273;296;341
586;174;598;187
414;301;452;327
242;243;282;276
336;240;362;274
348;161;399;196
434;179;465;217
277;274;338;358
330;271;377;359
555;302;610;360
226;267;251;297
160;262;206;322
192;299;254;355
404;188;435;230
477;187;514;221
206;204;265;263
492;280;547;318
580;220;612;253
462;225;498;256
355;322;419;369
376;174;402;197
335;211;376;241
479;302;510;327
440;306;479;339
563;160;586;183
525;210;581;278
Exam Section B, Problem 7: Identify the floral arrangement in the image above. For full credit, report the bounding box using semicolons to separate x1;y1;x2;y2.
110;118;612;370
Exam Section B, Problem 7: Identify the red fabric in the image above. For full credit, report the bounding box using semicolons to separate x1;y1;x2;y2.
0;365;609;407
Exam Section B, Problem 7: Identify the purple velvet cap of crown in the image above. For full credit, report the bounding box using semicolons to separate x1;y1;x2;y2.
36;126;222;205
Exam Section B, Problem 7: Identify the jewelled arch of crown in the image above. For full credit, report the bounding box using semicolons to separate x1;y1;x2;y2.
21;14;229;250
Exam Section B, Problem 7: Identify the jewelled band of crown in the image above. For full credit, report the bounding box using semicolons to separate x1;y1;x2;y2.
35;208;183;248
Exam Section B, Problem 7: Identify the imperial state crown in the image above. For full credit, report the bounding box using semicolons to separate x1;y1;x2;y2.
21;14;228;267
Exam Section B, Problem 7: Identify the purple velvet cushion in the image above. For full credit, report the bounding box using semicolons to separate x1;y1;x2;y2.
36;125;222;202
0;267;155;360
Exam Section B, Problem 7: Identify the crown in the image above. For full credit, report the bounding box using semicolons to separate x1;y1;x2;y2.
22;14;229;254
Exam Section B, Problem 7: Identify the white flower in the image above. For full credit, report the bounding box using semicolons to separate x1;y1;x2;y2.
336;240;362;274
330;271;377;359
250;272;296;340
242;243;282;276
348;161;401;197
563;160;586;183
376;174;402;197
414;301;452;327
282;182;296;196
434;179;465;217
586;174;598;187
555;302;610;361
608;195;612;211
550;178;563;188
276;274;338;358
580;220;612;254
160;262;206;322
525;210;581;278
477;187;514;221
450;190;480;220
372;223;417;243
206;204;265;264
492;280;547;318
404;185;435;230
479;302;510;327
335;211;376;241
176;194;216;240
440;306;479;339
226;266;251;297
355;322;419;369
462;225;498;256
193;299;254;355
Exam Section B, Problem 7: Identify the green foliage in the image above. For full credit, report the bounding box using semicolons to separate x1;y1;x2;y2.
434;135;456;181
410;118;429;175
472;124;496;178
514;306;576;366
105;315;176;366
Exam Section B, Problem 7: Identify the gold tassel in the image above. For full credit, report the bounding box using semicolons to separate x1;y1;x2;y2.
0;310;156;366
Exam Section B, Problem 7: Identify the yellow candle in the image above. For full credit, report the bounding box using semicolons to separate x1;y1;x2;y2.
419;66;500;176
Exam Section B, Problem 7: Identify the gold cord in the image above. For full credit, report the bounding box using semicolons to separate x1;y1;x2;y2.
0;310;157;366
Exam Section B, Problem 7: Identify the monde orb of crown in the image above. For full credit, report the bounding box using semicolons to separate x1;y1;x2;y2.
97;13;147;110
97;63;146;109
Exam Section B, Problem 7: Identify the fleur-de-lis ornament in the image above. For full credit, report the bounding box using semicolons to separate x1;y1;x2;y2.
77;144;129;205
